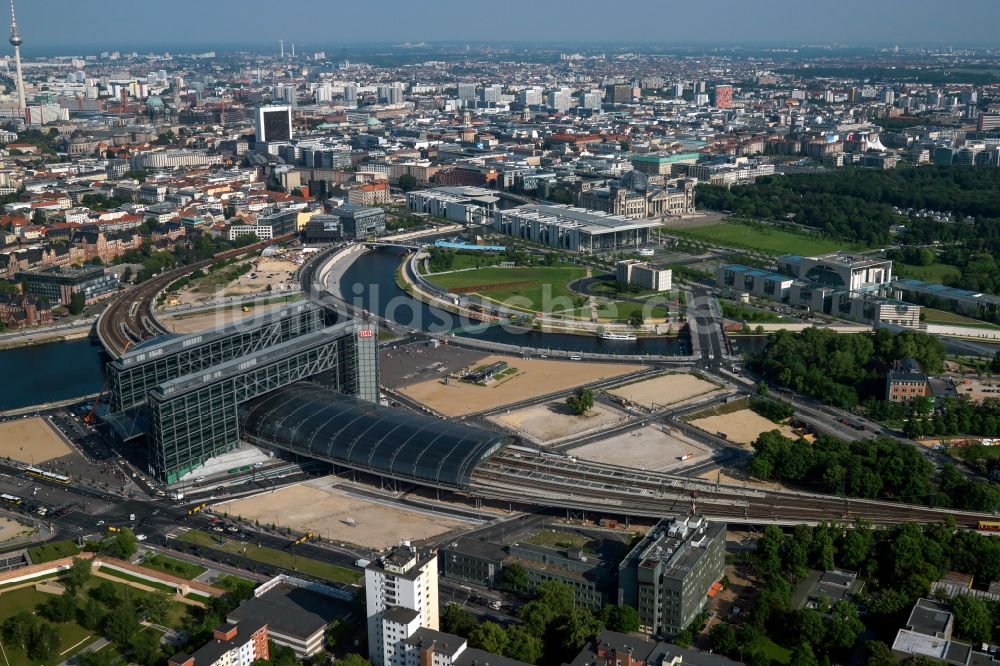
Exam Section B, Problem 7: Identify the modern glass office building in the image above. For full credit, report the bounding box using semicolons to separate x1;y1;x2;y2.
107;303;326;413
147;320;378;483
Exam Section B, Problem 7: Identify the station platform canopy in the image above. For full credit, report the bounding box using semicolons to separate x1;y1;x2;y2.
239;383;515;489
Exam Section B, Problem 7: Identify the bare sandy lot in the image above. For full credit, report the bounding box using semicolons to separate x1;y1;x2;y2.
225;257;300;297
608;373;719;410
162;301;297;334
0;418;72;464
489;400;627;443
567;425;712;471
0;516;33;543
401;355;644;417
688;408;796;445
212;479;470;549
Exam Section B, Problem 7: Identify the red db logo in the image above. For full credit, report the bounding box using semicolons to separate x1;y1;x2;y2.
358;329;374;338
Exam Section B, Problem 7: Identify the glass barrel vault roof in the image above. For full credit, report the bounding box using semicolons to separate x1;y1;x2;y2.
239;383;514;488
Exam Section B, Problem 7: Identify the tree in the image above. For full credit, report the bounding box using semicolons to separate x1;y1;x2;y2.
792;610;826;648
103;597;139;644
504;625;543;664
708;622;737;656
101;528;138;559
517;599;556;637
552;608;603;661
2;611;37;651
79;597;105;631
826;600;864;650
469;621;509;655
40;592;78;622
865;640;898;666
441;603;477;637
121;266;133;283
78;650;117;666
398;174;418;192
336;655;371;666
69;291;86;315
64;557;92;593
500;563;529;593
627;310;644;328
90;580;120;606
566;388;595;415
790;643;820;666
601;604;640;634
129;628;161;666
139;591;172;624
325;618;354;651
952;595;992;645
28;622;61;662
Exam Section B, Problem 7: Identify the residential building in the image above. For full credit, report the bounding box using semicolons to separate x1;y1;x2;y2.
17;264;118;306
348;182;391;206
568;630;741;666
714;84;734;109
886;357;931;403
0;293;52;329
616;260;672;292
227;576;351;658
618;515;726;638
168;621;268;666
365;544;439;666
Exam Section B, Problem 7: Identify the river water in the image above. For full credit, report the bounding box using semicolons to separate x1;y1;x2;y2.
338;247;688;355
0;338;106;411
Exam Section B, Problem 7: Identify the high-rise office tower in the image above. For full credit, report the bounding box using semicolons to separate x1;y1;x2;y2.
8;0;25;115
343;83;358;107
255;105;293;143
456;82;476;107
480;84;501;105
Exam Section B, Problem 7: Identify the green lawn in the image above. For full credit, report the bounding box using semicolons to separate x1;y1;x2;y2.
140;553;208;580
923;307;1000;329
596;300;670;322
751;636;792;664
427;265;588;313
27;540;81;564
526;531;593;552
894;261;962;284
0;585;99;666
100;568;182;593
670;222;862;256
212;574;258;595
179;529;360;585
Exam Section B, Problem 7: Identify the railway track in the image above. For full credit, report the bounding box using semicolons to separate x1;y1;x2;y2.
97;234;295;358
469;450;992;527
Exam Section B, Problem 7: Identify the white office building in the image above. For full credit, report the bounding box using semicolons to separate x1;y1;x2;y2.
617;260;672;292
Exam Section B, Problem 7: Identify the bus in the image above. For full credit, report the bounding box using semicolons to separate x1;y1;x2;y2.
0;493;21;506
25;466;71;486
978;520;1000;531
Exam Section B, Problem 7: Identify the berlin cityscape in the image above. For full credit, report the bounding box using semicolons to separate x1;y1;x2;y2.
5;2;1000;666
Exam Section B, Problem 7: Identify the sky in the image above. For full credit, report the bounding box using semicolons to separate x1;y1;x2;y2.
13;0;1000;52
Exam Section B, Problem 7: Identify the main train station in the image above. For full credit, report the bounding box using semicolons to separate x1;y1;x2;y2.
102;303;515;486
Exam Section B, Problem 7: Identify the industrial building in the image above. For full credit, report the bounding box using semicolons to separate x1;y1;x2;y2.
405;186;499;224
616;260;672;292
17;264;118;306
618;515;725;638
493;204;660;253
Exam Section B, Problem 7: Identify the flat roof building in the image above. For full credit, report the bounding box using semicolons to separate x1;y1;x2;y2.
366;544;439;666
326;204;386;240
406;186;499;225
618;515;725;638
17;264;118;306
617;260;672;292
493;204;660;253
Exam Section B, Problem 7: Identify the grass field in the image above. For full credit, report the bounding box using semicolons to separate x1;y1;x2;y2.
179;529;360;585
526;531;594;552
27;540;80;564
140;553;208;580
596;300;670;322
923;307;1000;329
0;586;97;666
751;636;792;664
100;568;181;593
427;265;587;313
670;222;862;256
894;261;962;283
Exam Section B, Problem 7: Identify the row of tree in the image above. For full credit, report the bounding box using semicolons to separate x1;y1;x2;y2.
748;430;1000;511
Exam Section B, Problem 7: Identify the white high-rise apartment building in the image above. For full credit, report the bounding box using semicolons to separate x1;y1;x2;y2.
365;543;439;666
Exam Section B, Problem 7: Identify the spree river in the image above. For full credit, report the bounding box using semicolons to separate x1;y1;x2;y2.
0;338;106;411
338;247;689;355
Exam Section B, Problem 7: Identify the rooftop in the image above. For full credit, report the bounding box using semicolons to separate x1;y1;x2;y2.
227;583;349;640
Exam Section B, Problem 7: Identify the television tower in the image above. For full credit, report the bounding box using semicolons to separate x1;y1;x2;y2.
8;0;24;115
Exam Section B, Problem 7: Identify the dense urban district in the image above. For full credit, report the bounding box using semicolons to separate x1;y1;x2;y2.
7;9;1000;666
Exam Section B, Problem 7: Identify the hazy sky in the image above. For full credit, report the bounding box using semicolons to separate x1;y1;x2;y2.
14;0;1000;52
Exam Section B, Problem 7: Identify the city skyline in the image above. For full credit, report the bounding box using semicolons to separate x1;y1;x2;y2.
15;0;1000;51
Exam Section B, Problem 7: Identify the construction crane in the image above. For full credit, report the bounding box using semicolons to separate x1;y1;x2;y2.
84;340;132;425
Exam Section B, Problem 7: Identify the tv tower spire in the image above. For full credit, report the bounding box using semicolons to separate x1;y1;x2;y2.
8;0;24;115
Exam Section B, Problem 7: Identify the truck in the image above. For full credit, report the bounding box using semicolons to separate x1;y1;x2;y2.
354;559;371;568
169;491;185;501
